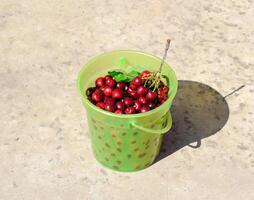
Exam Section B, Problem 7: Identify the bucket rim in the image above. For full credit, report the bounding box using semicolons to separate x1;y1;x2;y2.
77;49;178;119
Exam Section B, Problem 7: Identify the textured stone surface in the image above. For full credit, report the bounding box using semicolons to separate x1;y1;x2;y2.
0;0;254;199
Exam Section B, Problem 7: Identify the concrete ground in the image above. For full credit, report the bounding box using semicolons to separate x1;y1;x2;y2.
1;0;254;199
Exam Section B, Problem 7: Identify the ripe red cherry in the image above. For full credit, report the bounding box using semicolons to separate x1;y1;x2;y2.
91;90;103;102
105;104;115;112
133;100;142;111
132;92;139;99
127;87;135;94
146;90;157;101
148;101;155;109
104;97;115;106
132;76;143;86
137;86;148;96
103;86;113;97
105;78;116;88
140;106;150;113
95;77;105;87
115;110;123;114
112;89;123;99
129;83;138;90
124;97;133;107
125;107;135;114
163;86;169;93
86;87;96;97
96;102;106;109
116;82;126;90
141;70;150;78
105;75;111;80
138;96;147;105
116;101;125;111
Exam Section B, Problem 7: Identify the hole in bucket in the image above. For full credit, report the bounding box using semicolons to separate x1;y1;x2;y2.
105;143;111;148
131;140;137;144
116;160;122;165
138;153;146;158
113;166;119;170
133;132;138;136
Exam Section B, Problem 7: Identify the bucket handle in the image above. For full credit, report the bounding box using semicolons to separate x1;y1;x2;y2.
131;112;172;135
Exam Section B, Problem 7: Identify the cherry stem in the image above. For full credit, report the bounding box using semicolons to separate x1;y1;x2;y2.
159;39;171;73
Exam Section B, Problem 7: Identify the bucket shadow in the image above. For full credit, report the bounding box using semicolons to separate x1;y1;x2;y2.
155;80;230;162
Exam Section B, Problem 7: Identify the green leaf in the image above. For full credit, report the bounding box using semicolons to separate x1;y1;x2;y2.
162;75;170;86
114;74;130;82
126;70;140;81
108;71;123;77
108;69;140;83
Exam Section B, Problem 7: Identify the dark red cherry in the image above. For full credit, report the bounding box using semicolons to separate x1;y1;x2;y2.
112;89;123;99
141;70;150;78
132;76;143;86
133;100;142;111
105;104;115;112
96;102;106;109
115;110;123;114
125;107;135;114
138;96;147;105
115;101;125;111
124;97;133;107
105;78;116;88
140;106;150;113
137;86;148;96
91;90;103;102
103;86;113;97
95;77;105;87
116;82;126;90
146;90;157;101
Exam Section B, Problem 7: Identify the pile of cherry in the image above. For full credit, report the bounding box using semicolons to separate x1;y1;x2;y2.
86;70;169;114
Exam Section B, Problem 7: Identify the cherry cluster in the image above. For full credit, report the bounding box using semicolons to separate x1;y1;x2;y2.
86;70;169;114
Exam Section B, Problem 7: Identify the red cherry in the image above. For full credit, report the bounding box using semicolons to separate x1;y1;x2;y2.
141;70;150;78
105;104;115;112
132;76;143;86
105;78;116;88
148;101;155;109
137;86;148;96
132;92;139;99
125;107;135;114
95;77;105;87
91;90;103;102
96;102;106;109
100;86;105;92
104;97;115;106
116;101;125;111
146;90;157;101
112;89;123;99
124;97;133;107
133;100;142;111
86;87;96;97
115;110;123;114
116;82;126;90
103;86;113;97
140;106;150;113
138;96;147;105
105;75;111;80
129;83;138;90
127;87;135;94
163;86;169;93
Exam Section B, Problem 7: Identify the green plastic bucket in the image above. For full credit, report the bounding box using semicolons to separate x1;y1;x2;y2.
77;50;178;172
